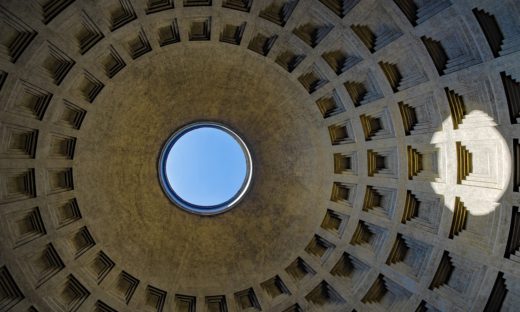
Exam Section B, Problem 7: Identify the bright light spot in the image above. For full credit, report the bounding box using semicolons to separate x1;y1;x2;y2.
431;111;511;216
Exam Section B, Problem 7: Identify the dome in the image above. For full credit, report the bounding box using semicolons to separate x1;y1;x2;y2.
0;0;519;311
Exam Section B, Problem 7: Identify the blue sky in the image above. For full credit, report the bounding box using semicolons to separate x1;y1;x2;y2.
165;127;247;206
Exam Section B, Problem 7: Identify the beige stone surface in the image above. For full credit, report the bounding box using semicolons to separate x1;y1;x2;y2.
0;0;519;311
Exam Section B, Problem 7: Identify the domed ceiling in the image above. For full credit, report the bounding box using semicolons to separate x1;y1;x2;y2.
0;0;519;311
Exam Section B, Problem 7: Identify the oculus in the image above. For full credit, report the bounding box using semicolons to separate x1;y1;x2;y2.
158;122;253;215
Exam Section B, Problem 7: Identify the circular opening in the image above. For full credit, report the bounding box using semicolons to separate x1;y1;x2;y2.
158;122;253;215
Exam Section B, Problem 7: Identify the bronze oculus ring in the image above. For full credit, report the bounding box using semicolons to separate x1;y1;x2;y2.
158;121;253;215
